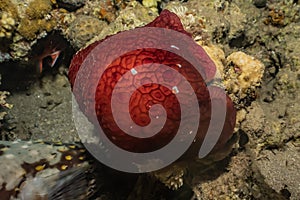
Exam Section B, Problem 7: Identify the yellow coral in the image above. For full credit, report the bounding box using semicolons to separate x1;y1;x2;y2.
67;15;107;49
38;18;56;32
0;0;18;38
0;11;15;38
0;0;55;41
17;18;55;40
142;0;161;12
25;0;52;19
224;51;265;99
0;91;12;109
201;44;226;79
17;18;39;39
0;0;19;20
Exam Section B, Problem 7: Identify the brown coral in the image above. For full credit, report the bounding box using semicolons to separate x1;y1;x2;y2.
18;18;55;40
224;51;265;103
67;15;107;49
25;0;53;19
264;8;286;26
16;0;55;40
0;0;19;20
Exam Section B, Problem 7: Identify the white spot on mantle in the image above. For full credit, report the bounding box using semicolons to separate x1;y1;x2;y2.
176;63;182;68
172;86;179;94
171;45;180;50
131;68;138;75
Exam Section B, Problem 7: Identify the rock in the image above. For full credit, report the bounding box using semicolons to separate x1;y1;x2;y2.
0;11;15;39
224;51;265;102
67;15;107;49
253;0;267;8
56;0;86;11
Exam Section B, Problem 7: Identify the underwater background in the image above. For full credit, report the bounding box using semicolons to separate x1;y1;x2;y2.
0;0;299;199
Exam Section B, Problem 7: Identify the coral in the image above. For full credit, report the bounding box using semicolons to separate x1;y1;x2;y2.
0;0;19;20
106;1;157;32
17;18;39;40
165;2;207;41
17;18;55;40
164;0;248;44
0;0;60;62
0;11;15;38
17;0;55;40
142;0;161;12
97;0;118;23
264;8;286;26
201;44;226;79
0;91;12;123
263;1;300;27
91;1;157;42
2;0;55;41
0;91;12;110
0;77;12;137
67;15;107;49
82;1;157;48
74;0;132;24
25;0;53;19
0;0;19;41
224;51;265;102
9;35;32;58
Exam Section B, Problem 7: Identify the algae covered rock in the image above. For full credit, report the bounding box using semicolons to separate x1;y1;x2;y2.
88;1;158;47
67;15;107;49
224;51;265;103
0;11;15;39
0;0;57;62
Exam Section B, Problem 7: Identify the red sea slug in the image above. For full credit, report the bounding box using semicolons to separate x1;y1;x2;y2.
68;10;236;160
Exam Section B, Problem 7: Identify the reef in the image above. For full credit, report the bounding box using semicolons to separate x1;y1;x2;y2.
0;0;56;61
0;74;12;141
0;91;12;130
224;51;265;104
66;15;107;49
0;11;15;39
